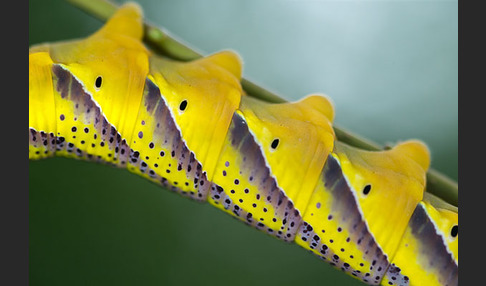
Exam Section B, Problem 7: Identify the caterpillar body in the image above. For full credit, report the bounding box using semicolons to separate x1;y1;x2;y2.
29;3;458;286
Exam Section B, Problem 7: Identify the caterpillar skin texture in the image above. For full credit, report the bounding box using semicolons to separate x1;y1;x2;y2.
29;3;458;286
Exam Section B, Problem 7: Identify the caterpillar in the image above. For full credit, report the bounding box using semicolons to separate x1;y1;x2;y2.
29;3;458;286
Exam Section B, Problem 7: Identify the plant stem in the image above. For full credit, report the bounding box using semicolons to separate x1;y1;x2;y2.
65;0;458;207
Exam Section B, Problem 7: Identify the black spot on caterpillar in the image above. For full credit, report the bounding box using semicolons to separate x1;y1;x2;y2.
450;225;458;238
179;100;188;112
95;76;102;89
270;138;279;149
29;3;458;286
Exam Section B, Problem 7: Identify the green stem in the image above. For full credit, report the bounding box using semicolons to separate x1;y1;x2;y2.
65;0;458;207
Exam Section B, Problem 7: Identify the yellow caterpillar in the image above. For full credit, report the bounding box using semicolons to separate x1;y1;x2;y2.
29;3;458;285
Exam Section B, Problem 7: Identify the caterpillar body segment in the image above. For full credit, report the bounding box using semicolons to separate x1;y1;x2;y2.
381;199;458;286
331;140;429;260
237;95;335;220
420;198;458;265
294;141;429;285
207;95;336;242
28;3;458;285
29;52;56;159
147;52;243;190
29;3;150;163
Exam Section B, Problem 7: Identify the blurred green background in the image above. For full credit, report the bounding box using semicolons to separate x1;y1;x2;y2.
29;0;457;285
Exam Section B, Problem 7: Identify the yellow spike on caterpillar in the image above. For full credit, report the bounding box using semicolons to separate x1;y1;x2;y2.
29;3;458;286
